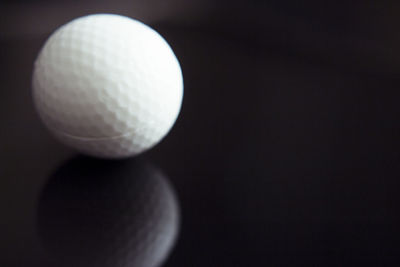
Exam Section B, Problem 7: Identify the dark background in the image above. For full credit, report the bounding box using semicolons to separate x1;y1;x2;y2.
1;1;400;266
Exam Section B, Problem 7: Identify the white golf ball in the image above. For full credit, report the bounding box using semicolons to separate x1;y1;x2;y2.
32;14;183;158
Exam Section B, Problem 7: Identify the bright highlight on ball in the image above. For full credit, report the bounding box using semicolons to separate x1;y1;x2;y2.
32;14;183;158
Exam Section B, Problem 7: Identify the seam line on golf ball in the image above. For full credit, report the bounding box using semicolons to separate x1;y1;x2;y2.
44;123;141;142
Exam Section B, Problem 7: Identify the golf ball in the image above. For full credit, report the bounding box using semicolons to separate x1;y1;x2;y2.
32;14;183;158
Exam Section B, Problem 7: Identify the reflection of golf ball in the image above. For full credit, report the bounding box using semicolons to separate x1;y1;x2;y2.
38;157;180;267
32;14;183;158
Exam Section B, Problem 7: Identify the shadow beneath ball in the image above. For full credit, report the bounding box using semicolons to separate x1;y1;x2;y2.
37;156;180;267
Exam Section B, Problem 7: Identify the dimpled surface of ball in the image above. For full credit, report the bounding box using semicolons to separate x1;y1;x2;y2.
32;14;183;158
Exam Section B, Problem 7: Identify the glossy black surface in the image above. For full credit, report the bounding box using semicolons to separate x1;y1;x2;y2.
2;3;400;266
